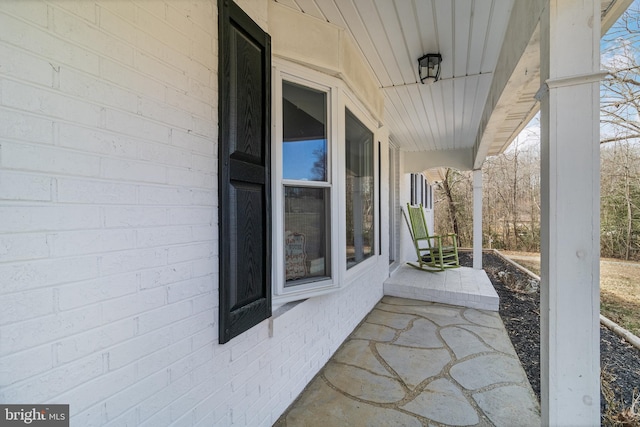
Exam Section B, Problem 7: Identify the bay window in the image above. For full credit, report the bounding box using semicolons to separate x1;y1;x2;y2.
273;62;379;304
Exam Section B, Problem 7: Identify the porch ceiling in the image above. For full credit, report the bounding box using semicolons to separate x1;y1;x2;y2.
274;0;628;167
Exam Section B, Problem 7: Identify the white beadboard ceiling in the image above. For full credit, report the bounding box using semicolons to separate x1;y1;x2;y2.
274;0;513;154
274;0;627;159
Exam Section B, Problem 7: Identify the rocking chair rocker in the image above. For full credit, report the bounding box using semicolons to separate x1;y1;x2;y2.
405;203;460;271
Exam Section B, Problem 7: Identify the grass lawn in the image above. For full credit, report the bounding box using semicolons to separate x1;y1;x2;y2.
501;251;640;338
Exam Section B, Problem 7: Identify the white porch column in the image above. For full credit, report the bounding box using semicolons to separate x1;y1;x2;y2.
539;1;601;425
472;169;482;269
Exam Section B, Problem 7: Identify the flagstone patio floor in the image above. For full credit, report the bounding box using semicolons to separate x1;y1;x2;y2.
274;296;540;426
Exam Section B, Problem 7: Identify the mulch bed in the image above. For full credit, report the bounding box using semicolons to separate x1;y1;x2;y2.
459;252;640;425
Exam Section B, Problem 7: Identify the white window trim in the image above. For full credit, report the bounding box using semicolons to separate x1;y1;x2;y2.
272;59;382;307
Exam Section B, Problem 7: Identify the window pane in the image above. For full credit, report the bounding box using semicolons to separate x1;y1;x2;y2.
284;186;330;286
282;82;327;181
345;109;374;268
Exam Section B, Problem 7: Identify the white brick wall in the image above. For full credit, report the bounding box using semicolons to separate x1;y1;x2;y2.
0;1;386;426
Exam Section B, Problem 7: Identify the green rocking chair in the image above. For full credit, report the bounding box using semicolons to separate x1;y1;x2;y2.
405;203;460;271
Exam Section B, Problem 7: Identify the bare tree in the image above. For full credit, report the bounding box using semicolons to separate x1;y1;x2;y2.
441;168;461;238
434;169;472;246
482;133;540;252
601;3;640;144
599;3;640;260
601;140;640;260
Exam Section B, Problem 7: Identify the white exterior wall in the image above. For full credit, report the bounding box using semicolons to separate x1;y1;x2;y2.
0;1;385;426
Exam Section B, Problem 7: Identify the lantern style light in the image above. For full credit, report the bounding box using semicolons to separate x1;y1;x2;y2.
418;53;442;83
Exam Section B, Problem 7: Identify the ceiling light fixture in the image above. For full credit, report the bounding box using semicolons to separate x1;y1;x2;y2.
418;53;442;83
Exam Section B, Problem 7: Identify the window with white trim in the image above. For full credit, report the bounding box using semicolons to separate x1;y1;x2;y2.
273;67;339;303
345;109;374;268
282;81;331;285
273;62;379;304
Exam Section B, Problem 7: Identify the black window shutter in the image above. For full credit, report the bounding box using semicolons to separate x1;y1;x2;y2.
410;174;415;205
218;0;271;344
423;179;427;207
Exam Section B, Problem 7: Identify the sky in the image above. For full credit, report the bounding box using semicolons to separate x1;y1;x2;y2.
282;139;326;181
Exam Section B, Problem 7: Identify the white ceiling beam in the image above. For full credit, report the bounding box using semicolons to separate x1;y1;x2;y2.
473;0;545;169
402;148;473;173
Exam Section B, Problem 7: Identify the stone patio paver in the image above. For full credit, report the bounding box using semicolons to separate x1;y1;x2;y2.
365;308;414;329
450;354;525;390
393;318;442;348
457;324;517;355
402;378;479;426
473;385;541;427
323;362;405;403
376;344;450;389
351;322;397;342
275;296;541;426
277;379;423;427
440;326;493;359
332;340;389;376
